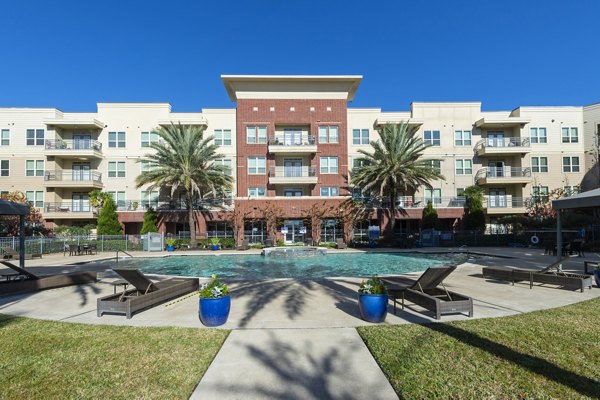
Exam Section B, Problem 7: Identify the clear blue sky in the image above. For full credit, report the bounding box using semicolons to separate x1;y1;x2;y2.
0;0;598;112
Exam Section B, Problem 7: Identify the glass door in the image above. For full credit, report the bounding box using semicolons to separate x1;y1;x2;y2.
488;161;505;177
283;219;304;244
489;189;506;208
73;134;91;149
283;129;302;145
284;188;303;197
487;132;505;147
72;162;91;181
284;159;302;177
72;192;90;212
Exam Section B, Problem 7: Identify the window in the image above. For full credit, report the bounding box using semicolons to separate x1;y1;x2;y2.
532;186;549;203
352;158;366;168
25;160;44;177
141;190;159;209
320;156;338;174
248;187;266;197
561;127;578;143
141;131;158;147
562;156;580;172
215;129;232;146
454;130;471;146
107;191;126;209
318;126;339;144
530;127;547;144
563;186;580;196
352;129;369;145
26;191;44;208
455;159;472;175
320;187;339;197
246;126;267;144
0;160;9;176
424;130;440;146
26;129;44;146
1;129;9;146
531;157;548;173
140;160;158;172
425;160;441;174
108;161;126;178
424;189;442;205
248;157;266;174
456;188;465;197
214;158;232;176
108;131;126;148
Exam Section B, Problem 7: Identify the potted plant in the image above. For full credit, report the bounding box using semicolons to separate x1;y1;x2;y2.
198;274;230;326
210;238;221;251
165;238;176;252
594;264;600;288
358;276;388;323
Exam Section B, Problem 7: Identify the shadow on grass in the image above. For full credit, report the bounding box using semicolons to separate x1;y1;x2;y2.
424;322;600;398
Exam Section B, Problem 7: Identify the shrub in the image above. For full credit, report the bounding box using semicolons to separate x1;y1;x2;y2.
140;207;159;234
220;238;235;249
96;197;122;235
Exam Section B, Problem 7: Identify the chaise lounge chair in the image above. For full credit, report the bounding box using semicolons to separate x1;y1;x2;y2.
0;260;97;295
236;240;249;251
335;238;347;249
97;268;199;319
482;258;593;292
381;266;473;320
2;247;42;260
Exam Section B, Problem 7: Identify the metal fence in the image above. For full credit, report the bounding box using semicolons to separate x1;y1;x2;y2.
0;235;145;255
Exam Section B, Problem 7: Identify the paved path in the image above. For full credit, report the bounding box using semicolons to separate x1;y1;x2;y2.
1;247;599;399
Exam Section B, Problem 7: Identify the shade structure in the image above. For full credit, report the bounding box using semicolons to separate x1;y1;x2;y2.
0;199;30;269
551;188;600;261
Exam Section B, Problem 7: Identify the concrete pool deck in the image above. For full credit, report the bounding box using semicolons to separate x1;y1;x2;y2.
1;247;599;399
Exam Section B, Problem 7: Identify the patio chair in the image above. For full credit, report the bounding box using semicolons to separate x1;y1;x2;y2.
482;258;592;292
0;260;97;295
335;238;347;249
97;268;199;319
236;240;249;251
381;266;473;319
2;247;42;260
263;239;273;248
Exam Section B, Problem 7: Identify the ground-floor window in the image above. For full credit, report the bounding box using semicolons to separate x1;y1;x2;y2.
244;219;266;243
353;220;370;242
206;221;233;238
487;218;508;234
320;219;342;243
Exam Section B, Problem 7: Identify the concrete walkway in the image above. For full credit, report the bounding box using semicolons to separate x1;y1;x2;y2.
1;247;599;399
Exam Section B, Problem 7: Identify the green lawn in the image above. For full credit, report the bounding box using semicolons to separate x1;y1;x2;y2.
358;297;600;399
0;314;228;399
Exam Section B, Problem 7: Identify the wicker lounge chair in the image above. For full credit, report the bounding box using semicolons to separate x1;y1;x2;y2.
0;260;97;295
335;238;347;249
482;258;592;292
2;247;42;260
236;240;249;251
382;266;473;320
97;268;199;319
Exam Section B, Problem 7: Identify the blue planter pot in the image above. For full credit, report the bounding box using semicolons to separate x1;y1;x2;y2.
211;244;220;251
594;270;600;288
199;296;231;327
166;245;174;252
358;294;388;323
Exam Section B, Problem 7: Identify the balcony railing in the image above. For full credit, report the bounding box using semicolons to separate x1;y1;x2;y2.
114;198;234;212
268;135;316;146
475;167;531;180
44;170;103;183
269;166;317;177
484;196;532;209
44;202;94;213
353;196;466;209
475;137;530;150
45;139;102;152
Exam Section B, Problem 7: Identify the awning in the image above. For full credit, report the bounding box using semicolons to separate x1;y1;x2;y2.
552;188;600;210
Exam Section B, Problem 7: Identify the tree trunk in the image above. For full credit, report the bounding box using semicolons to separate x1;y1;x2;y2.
187;192;197;247
388;191;396;239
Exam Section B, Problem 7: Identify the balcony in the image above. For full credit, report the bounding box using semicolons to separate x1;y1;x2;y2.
268;166;318;185
115;198;234;212
44;139;103;159
474;137;531;157
475;167;532;186
354;196;466;209
268;135;317;154
43;202;97;219
44;170;103;189
484;196;531;214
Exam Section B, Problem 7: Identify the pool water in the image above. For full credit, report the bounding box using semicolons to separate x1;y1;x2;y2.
109;252;474;279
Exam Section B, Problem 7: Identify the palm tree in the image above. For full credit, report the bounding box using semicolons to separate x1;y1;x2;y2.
350;122;444;237
136;123;233;247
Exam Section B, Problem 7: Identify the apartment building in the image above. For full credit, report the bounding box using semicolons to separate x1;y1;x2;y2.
0;75;598;242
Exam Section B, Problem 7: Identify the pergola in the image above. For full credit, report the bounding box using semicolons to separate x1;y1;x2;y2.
0;199;30;269
552;188;600;261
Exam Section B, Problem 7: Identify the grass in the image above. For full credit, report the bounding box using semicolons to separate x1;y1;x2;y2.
0;314;229;399
358;297;600;399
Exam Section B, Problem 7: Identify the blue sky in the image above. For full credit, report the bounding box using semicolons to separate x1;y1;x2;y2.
0;1;598;112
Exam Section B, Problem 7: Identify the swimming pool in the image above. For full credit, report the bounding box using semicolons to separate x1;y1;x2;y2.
108;252;474;279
